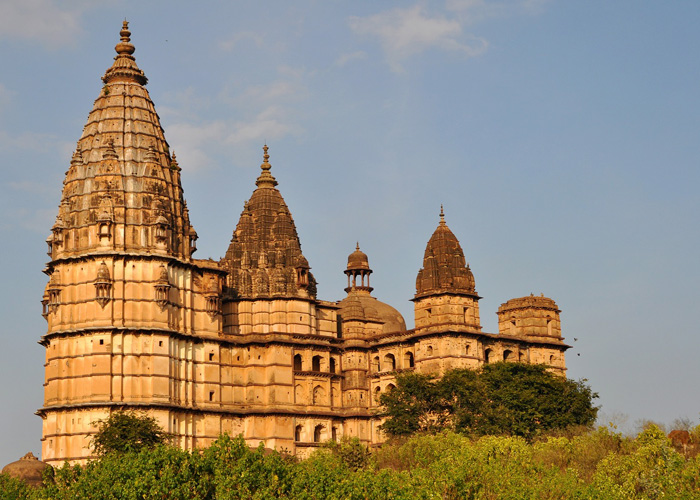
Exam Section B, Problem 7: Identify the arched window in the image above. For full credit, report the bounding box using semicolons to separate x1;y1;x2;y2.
313;385;325;405
295;425;302;442
312;355;322;372
374;386;381;402
293;354;302;371
314;424;324;443
426;345;433;356
549;354;554;364
294;384;303;403
329;357;336;373
404;352;414;368
372;356;380;372
503;349;514;362
386;383;396;392
484;348;492;364
384;353;396;371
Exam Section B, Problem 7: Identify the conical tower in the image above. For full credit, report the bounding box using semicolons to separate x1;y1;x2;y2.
413;206;481;331
39;22;223;466
48;21;196;262
221;146;318;334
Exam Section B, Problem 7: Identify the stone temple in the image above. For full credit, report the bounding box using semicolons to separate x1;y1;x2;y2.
39;22;568;465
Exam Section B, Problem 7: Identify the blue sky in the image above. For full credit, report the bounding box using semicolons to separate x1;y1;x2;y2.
1;0;699;465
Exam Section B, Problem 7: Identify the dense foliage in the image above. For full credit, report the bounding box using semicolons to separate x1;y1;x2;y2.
90;411;168;456
3;427;700;499
379;362;599;439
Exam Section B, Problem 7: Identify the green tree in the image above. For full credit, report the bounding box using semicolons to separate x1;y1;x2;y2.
380;362;598;439
377;372;442;436
91;411;168;456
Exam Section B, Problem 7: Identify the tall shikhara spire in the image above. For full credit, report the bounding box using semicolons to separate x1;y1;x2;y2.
49;21;196;262
40;23;212;467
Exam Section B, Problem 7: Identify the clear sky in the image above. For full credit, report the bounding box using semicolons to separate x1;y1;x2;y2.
1;0;699;466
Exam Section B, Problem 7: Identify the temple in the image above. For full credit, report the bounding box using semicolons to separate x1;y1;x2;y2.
38;22;568;465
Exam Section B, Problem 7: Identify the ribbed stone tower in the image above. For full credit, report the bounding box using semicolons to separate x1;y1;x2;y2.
39;22;224;465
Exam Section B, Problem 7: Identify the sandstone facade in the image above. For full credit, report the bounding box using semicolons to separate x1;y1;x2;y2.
39;22;568;465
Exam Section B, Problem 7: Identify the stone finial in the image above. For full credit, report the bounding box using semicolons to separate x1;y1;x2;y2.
116;20;135;56
439;205;446;226
102;20;148;85
170;152;181;171
255;144;278;188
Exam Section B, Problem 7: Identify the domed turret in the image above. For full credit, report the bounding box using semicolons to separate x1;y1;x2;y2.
2;452;51;488
345;243;372;293
339;244;406;337
347;243;370;271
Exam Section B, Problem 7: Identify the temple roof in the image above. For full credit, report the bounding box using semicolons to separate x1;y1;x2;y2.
415;206;477;298
222;146;316;299
50;21;196;261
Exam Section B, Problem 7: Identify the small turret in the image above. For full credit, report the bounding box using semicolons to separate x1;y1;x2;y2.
497;294;563;341
345;243;372;293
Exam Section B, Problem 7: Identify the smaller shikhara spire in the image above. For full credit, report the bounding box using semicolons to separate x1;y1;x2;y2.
415;206;477;297
223;145;315;299
102;20;148;86
255;144;278;188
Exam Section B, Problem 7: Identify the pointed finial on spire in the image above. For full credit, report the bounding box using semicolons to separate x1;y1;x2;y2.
116;20;135;56
102;20;148;85
170;152;181;171
439;205;446;226
356;242;360;251
262;144;270;169
255;143;278;188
